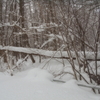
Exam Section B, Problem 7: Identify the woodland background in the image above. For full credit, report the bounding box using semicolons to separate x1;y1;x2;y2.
0;0;100;92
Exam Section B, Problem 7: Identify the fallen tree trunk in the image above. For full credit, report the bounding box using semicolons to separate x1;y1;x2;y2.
0;45;76;59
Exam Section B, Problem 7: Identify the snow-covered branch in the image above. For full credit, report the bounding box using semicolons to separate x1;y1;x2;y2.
78;83;100;89
53;79;100;89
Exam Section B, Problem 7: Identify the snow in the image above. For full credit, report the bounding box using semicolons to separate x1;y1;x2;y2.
0;67;100;100
89;61;100;74
0;49;100;100
30;22;58;32
1;45;100;59
40;37;55;48
25;68;54;82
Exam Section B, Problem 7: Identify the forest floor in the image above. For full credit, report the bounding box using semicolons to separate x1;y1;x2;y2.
0;57;100;100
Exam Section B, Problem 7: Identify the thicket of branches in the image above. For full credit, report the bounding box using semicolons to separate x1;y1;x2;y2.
0;0;100;92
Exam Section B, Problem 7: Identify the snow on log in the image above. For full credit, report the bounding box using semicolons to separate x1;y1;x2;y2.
0;45;75;59
0;45;100;60
77;51;100;60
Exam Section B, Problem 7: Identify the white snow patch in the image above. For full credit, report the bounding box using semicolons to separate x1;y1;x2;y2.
0;68;100;100
25;68;54;82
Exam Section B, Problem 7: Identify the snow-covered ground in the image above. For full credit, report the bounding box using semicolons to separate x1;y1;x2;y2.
0;68;100;100
0;57;100;100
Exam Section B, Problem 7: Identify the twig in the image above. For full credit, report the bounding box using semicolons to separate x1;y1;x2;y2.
12;55;29;70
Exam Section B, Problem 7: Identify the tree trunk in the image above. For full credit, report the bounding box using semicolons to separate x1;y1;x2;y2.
0;0;2;45
19;0;35;63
